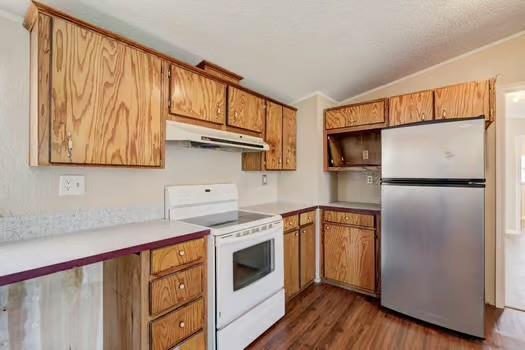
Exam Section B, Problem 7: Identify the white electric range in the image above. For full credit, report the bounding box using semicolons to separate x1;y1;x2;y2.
165;184;285;350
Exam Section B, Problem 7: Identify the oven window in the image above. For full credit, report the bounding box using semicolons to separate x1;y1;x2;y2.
233;239;274;291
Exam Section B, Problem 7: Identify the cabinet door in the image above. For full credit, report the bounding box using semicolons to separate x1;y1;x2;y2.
282;107;297;170
323;224;375;291
227;86;265;133
325;100;385;130
284;230;300;300
50;18;162;166
169;65;226;124
434;80;490;121
300;224;316;288
389;90;433;126
265;101;283;170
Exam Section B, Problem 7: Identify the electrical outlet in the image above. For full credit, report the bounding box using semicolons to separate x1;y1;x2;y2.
59;175;85;196
367;175;373;184
262;174;268;186
362;150;369;160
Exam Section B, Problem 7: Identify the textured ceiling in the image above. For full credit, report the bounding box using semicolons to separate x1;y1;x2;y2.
2;0;525;103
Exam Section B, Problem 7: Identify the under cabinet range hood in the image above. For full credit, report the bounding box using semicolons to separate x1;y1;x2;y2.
166;121;269;152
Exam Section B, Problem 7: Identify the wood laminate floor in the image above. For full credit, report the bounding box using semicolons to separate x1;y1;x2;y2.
247;284;525;350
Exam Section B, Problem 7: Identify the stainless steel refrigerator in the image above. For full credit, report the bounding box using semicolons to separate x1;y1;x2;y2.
381;117;485;337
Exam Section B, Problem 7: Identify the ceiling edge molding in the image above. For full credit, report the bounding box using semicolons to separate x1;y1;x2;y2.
343;29;525;104
292;90;339;106
0;8;23;24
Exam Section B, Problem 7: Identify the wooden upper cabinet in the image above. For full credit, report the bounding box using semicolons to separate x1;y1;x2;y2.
168;65;226;125
323;224;375;292
325;100;386;130
227;86;265;133
434;80;491;121
282;107;297;170
265;101;283;170
389;90;434;126
50;17;162;166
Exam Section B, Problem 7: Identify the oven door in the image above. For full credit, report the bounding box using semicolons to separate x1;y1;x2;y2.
215;221;284;329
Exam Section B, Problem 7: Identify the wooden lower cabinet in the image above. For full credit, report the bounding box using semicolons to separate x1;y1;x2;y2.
300;224;316;288
284;230;300;300
104;237;207;350
322;210;379;295
283;211;316;302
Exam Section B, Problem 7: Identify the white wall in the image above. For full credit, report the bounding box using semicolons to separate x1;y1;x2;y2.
0;14;277;218
338;171;380;204
505;119;525;233
278;93;337;204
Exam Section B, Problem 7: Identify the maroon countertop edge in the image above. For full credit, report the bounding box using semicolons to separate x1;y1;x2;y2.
280;206;319;218
0;229;210;287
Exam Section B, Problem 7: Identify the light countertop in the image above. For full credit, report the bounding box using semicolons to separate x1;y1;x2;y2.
0;219;209;286
320;201;381;213
243;202;318;216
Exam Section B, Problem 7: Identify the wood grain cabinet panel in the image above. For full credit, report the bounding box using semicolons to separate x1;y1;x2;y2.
325;100;386;130
265;101;283;170
300;224;316;288
434;80;490;121
50;17;162;166
174;330;205;350
323;211;374;228
389;91;434;126
228;86;265;133
150;298;204;350
150;265;203;316
282;107;297;170
299;211;315;226
168;65;226;124
323;224;375;292
151;238;205;276
283;215;299;232
284;230;300;300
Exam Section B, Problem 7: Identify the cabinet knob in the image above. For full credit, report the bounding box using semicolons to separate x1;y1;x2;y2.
325;225;330;230
295;232;299;236
179;250;185;256
286;159;290;165
217;107;221;114
421;112;425;121
179;283;185;290
442;109;446;118
179;321;185;328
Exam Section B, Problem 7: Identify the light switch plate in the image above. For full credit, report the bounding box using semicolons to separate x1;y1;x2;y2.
362;150;369;160
367;175;373;184
59;175;85;196
262;174;268;186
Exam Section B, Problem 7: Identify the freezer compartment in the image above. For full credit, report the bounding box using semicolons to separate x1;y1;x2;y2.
382;118;485;180
381;183;485;337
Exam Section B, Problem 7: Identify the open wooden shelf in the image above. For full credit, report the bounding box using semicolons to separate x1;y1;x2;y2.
324;129;381;172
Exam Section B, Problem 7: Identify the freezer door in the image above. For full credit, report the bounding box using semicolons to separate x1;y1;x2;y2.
381;184;485;337
382;118;485;180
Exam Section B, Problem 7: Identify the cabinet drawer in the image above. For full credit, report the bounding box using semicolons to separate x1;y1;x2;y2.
283;215;299;232
173;330;205;350
323;210;374;228
150;298;204;350
299;210;315;226
150;265;204;316
151;238;205;276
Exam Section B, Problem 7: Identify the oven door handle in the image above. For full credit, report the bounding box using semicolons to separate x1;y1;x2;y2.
215;225;283;246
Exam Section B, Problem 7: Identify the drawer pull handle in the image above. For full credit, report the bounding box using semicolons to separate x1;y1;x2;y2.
179;250;185;256
179;321;185;328
179;283;185;290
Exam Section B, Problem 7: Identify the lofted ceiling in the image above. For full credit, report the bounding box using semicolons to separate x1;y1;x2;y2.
2;0;525;103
